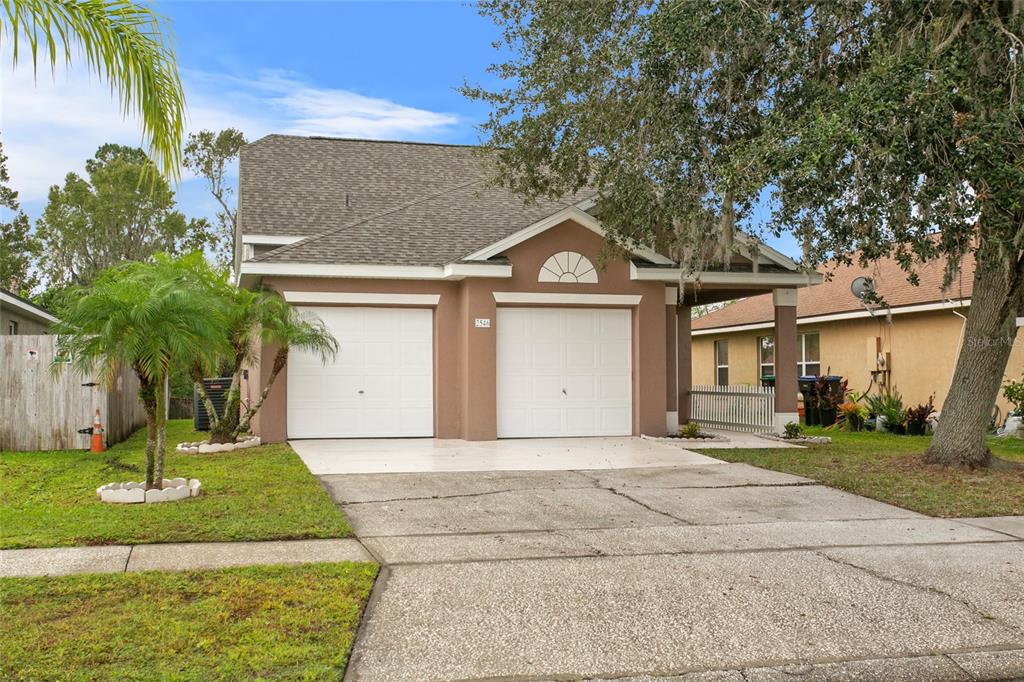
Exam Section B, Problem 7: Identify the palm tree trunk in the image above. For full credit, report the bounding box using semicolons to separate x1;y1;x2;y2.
209;373;242;443
926;256;1024;467
153;370;168;488
137;371;158;488
191;365;219;429
233;349;288;438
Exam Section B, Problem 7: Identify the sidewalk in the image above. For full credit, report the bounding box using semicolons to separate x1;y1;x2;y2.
0;538;373;577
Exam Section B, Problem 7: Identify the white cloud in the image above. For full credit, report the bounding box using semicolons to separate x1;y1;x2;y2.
1;64;460;204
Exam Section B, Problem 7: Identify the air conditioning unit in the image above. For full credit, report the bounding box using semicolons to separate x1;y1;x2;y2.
193;377;236;431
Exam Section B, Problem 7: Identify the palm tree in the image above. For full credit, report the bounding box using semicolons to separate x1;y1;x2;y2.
2;0;186;178
194;285;338;443
54;253;222;488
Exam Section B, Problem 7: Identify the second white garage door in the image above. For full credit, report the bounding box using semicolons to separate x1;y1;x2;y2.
287;307;433;438
497;307;632;437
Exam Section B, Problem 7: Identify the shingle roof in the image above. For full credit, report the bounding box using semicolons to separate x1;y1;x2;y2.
692;251;974;331
239;135;596;266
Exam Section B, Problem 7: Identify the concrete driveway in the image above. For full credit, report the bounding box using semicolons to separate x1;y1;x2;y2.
312;443;1024;681
291;436;721;474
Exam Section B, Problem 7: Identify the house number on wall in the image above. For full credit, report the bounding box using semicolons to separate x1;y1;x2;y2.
475;318;491;328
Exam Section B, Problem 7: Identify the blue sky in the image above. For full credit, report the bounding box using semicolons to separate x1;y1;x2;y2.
2;0;799;258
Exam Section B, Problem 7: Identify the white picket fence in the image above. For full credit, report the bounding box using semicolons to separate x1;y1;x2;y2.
690;384;775;433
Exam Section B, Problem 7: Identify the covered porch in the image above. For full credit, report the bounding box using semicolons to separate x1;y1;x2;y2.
638;260;819;434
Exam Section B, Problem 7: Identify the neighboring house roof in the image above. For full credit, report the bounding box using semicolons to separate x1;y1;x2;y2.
692;251;973;332
0;289;58;324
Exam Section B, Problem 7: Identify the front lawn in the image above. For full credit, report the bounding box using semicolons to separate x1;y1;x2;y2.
1;562;377;681
0;420;351;549
697;429;1024;517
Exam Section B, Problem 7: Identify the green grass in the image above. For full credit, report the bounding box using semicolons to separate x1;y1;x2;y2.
695;428;1024;517
1;562;378;681
0;420;351;549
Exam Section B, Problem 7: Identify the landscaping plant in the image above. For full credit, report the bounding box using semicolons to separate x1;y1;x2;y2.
905;397;936;437
837;400;869;432
865;389;907;435
1002;377;1024;417
189;269;338;444
54;254;221;489
678;422;702;438
783;422;803;440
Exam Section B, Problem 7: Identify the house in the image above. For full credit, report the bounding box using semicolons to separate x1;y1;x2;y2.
691;252;1024;417
235;135;819;442
0;289;56;335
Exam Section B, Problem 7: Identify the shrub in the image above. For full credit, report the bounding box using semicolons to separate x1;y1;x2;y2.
679;422;702;438
783;422;803;439
865;388;906;433
837;401;869;431
1003;377;1024;416
905;396;936;435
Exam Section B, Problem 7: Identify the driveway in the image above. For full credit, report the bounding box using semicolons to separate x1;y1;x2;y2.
311;439;1024;681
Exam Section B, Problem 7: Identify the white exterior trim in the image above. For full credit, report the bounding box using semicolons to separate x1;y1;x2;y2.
0;291;58;323
692;299;972;336
772;412;800;434
493;292;642;305
666;411;679;433
240;234;304;245
464;206;674;266
630;263;822;287
665;287;679;305
239;261;512;281
282;292;440;306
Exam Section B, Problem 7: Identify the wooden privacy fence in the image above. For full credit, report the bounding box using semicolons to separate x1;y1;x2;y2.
690;384;775;433
0;335;147;451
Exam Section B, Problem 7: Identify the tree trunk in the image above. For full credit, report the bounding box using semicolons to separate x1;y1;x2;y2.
138;372;158;488
925;261;1024;467
209;374;242;443
153;371;168;488
233;349;288;438
192;365;220;429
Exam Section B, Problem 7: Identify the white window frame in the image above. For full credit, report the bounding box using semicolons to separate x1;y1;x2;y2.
714;340;729;386
798;332;821;377
757;335;774;378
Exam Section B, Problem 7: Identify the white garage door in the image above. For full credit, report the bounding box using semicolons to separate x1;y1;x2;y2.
497;307;632;437
287;307;433;438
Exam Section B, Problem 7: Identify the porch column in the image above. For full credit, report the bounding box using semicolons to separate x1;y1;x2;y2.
665;287;678;432
676;303;692;424
773;288;799;431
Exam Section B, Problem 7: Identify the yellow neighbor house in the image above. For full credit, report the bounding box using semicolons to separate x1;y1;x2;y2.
691;253;1024;421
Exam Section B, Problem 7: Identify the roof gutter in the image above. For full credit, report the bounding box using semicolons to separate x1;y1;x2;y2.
691;298;971;336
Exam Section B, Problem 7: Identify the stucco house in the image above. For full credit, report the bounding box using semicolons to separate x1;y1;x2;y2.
0;289;56;335
691;252;1024;418
235;135;819;442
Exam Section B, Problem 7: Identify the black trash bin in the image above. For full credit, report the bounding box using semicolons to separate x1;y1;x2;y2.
798;376;818;425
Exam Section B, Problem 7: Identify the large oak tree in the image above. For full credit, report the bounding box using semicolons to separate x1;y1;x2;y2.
464;0;1024;468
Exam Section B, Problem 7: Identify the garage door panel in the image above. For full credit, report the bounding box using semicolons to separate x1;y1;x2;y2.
497;308;632;438
532;342;561;367
600;375;631;400
288;307;433;438
398;341;432;368
565;343;595;368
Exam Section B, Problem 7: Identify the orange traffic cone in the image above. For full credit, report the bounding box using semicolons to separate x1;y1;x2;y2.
90;409;106;453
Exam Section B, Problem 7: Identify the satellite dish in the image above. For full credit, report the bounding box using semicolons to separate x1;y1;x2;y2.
851;276;875;300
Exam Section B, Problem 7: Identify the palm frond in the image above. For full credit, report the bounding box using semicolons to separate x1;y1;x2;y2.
1;0;185;178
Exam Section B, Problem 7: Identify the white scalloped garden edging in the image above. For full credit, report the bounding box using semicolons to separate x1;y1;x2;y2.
175;436;261;454
642;432;730;444
97;478;201;504
760;433;832;445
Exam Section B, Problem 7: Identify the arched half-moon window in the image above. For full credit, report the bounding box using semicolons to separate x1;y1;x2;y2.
538;251;598;283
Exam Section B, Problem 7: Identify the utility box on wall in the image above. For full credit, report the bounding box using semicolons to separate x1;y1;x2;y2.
193;377;237;431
